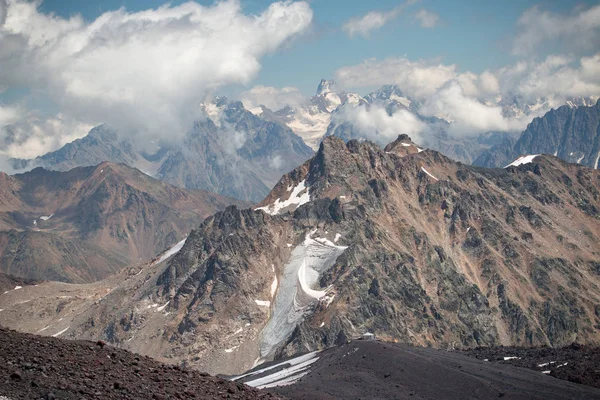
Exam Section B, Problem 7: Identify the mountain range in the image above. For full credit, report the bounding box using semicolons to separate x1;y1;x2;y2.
1;134;598;377
11;99;313;203
475;99;600;169
0;162;243;283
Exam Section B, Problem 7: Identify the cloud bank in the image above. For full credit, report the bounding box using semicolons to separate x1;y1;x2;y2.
513;4;600;56
240;85;307;111
334;52;600;136
0;0;313;159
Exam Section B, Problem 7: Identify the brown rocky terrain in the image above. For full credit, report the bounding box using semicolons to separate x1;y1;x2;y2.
0;327;282;400
0;162;244;283
0;135;599;377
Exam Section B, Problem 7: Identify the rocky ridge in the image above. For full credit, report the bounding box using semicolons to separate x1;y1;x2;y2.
475;99;600;169
0;327;281;400
0;135;599;377
0;162;243;283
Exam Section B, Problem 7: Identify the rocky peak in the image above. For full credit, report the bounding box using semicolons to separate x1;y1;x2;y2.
316;79;336;96
384;134;423;156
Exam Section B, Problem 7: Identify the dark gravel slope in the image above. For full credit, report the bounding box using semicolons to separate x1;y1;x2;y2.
272;340;600;400
0;327;282;400
460;344;600;390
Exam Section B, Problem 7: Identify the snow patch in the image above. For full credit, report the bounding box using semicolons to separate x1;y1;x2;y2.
270;274;278;298
400;142;411;147
577;155;585;164
155;237;187;264
334;233;342;243
156;301;170;312
37;326;50;333
390;94;411;108
286;243;292;248
225;346;240;353
234;351;320;389
255;300;271;307
259;231;347;359
256;180;310;216
52;326;70;337
319;322;325;328
421;167;438;181
503;356;520;361
595;152;600;169
505;155;539;168
39;214;54;221
538;361;556;367
542;370;551;374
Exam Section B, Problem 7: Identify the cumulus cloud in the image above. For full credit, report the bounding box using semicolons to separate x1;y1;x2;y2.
335;57;457;99
333;104;426;143
334;52;600;137
0;0;313;158
240;85;307;111
342;0;418;38
513;4;600;56
414;9;439;28
0;108;92;159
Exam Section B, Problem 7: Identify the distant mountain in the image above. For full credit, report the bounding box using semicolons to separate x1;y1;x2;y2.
11;98;314;202
252;79;362;150
475;99;600;168
2;135;599;376
258;79;597;166
0;162;243;283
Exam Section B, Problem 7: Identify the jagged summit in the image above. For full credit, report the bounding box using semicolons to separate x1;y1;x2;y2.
316;79;336;96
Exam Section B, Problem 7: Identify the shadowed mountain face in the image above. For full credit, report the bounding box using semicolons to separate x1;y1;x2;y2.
475;99;600;169
0;136;599;376
10;100;314;203
0;162;244;283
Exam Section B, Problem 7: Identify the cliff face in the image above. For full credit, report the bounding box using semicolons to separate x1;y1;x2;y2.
1;136;599;376
0;162;244;283
475;100;600;169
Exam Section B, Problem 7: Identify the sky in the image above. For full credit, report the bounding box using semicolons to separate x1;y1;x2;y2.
0;0;599;162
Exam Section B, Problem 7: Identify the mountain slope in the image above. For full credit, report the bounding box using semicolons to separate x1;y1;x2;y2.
475;100;600;168
0;327;280;400
0;136;599;376
10;100;314;202
241;340;600;399
0;162;243;283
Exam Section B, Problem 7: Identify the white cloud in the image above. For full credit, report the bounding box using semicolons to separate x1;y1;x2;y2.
0;0;313;158
0;0;7;26
335;57;457;99
333;104;426;143
334;52;600;138
342;0;418;38
513;4;600;55
240;85;307;111
0;109;92;159
414;9;439;28
498;54;600;105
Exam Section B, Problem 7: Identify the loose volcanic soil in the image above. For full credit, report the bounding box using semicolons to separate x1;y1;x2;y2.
269;340;600;400
0;327;283;400
460;344;600;390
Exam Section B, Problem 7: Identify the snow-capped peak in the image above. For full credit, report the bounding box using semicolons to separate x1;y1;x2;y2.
316;79;336;96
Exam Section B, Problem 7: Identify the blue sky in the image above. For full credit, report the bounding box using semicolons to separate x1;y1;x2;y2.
36;0;594;95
